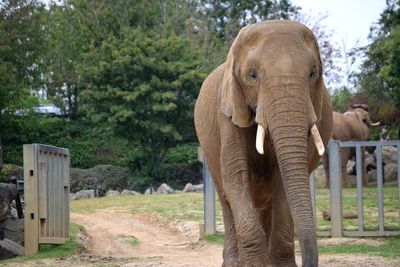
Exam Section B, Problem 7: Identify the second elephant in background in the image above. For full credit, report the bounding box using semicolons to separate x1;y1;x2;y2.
324;104;380;187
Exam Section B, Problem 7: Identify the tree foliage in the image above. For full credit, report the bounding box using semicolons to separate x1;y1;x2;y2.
1;0;366;190
355;0;400;123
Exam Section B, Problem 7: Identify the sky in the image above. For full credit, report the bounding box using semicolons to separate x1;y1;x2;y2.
291;0;388;88
292;0;387;48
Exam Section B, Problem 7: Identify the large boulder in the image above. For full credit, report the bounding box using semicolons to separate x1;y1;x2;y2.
0;184;17;222
106;190;120;197
121;189;140;196
312;164;326;188
182;183;194;193
384;163;398;183
0;239;24;259
145;187;157;195
347;160;356;175
193;184;204;192
367;169;377;183
0;217;24;246
157;183;174;194
379;146;397;165
74;189;96;200
365;152;376;171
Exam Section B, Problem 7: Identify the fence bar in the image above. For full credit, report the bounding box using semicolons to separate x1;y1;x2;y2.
203;160;216;235
310;173;316;224
329;141;343;237
355;145;364;233
340;140;400;147
376;145;385;233
397;144;400;224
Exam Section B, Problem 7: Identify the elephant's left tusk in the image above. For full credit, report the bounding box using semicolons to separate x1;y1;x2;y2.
256;125;265;155
311;124;325;156
370;121;380;127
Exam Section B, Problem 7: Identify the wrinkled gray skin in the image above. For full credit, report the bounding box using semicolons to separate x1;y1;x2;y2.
323;106;379;187
194;20;332;267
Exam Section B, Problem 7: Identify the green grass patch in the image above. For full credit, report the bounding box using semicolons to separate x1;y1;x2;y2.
0;223;85;265
204;232;224;244
319;237;400;258
315;186;400;232
71;193;223;223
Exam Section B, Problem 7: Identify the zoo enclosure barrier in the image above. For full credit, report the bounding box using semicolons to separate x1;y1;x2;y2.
310;140;400;237
24;144;70;255
201;140;400;238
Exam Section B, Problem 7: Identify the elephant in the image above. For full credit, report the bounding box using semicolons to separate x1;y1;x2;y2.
194;20;332;267
323;104;380;187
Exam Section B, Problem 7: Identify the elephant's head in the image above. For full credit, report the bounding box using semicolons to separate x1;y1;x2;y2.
220;20;327;266
348;104;380;127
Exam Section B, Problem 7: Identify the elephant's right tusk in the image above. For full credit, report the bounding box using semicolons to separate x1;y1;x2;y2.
311;124;325;156
370;121;380;127
256;124;265;155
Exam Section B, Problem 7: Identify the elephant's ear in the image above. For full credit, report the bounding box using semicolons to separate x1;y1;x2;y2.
309;36;324;122
220;36;254;128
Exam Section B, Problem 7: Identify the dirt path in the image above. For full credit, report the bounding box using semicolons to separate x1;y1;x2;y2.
6;209;400;266
70;210;223;266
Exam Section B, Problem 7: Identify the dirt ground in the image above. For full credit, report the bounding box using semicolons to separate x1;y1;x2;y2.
7;209;400;266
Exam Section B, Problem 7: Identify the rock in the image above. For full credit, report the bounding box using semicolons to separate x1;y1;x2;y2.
322;210;357;221
70;168;101;195
121;189;140;196
157;183;174;194
0;218;24;246
0;238;24;259
347;160;356;175
379;146;397;165
193;184;204;192
74;189;96;200
106;190;120;197
70;193;77;201
0;183;17;222
384;163;398;182
312;164;326;188
367;169;377;183
145;187;157;195
182;183;194;193
365;152;376;171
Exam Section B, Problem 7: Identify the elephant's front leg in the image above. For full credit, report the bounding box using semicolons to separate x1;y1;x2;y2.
268;174;296;267
221;146;269;266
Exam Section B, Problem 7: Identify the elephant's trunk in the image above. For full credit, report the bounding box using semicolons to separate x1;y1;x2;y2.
256;83;318;266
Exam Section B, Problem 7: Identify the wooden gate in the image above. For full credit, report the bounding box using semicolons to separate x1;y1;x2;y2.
23;144;70;255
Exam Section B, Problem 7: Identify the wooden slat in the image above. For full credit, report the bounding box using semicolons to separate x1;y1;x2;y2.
39;237;68;244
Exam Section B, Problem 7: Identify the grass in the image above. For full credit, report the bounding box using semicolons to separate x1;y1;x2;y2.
70;186;400;258
319;237;400;258
0;223;85;265
315;186;400;232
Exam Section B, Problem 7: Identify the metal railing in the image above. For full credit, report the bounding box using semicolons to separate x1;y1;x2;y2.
202;140;400;238
319;140;400;237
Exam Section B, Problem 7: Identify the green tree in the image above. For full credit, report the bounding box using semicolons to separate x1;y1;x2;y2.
355;0;400;122
0;0;46;164
81;28;206;168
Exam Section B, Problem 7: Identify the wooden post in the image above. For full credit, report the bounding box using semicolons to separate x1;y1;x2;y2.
24;145;39;255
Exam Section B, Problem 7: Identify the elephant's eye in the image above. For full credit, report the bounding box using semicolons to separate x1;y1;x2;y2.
248;68;258;81
309;67;316;79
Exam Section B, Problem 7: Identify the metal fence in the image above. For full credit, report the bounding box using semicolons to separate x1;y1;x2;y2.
24;144;70;255
202;140;400;238
314;140;400;237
